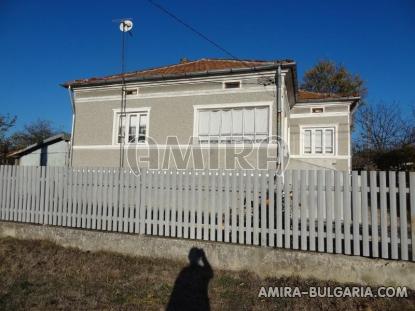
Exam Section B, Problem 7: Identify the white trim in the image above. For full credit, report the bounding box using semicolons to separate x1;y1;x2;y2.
294;101;354;107
193;101;273;144
290;155;350;160
112;108;151;145
299;124;338;156
73;143;279;150
290;112;349;118
75;86;276;103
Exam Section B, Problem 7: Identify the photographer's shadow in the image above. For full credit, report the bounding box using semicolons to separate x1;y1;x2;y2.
167;247;213;311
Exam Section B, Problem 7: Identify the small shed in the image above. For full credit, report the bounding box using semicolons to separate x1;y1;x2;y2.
8;134;70;166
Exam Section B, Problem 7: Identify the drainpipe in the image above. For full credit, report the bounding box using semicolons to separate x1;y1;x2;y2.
68;85;76;167
276;65;282;170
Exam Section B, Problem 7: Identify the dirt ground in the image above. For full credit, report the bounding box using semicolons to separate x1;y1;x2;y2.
0;237;413;310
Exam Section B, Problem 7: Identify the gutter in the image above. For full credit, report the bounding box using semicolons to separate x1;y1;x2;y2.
68;86;76;167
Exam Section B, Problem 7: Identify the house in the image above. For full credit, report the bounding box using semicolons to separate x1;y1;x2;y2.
8;134;70;167
63;58;359;171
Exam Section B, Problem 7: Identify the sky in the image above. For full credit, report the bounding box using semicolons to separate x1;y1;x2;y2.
0;0;414;133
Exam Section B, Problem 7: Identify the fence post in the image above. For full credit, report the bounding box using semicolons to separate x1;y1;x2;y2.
410;172;415;261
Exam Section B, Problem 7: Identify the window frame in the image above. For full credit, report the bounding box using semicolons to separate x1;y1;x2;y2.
300;125;337;156
193;102;273;145
112;108;150;145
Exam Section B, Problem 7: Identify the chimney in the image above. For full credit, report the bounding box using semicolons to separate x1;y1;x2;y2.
180;57;189;64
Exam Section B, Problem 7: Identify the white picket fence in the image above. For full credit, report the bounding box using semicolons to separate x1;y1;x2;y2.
0;165;414;261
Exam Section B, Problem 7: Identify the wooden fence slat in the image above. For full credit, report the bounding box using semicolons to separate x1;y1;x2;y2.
108;169;115;231
81;169;88;229
232;171;239;244
343;172;351;255
352;171;360;256
284;170;292;248
217;170;223;242
239;171;245;245
138;170;146;234
177;171;183;238
123;170;130;233
96;168;103;231
334;171;342;254
224;171;231;243
1;166;7;220
183;171;190;239
379;171;389;259
190;171;196;239
196;171;203;240
317;170;324;252
269;170;276;247
0;166;5;220
22;167;28;223
245;172;252;245
370;171;379;257
52;167;59;225
171;170;177;237
398;172;408;260
260;172;267;246
409;172;415;261
102;169;108;231
309;170;316;251
389;171;398;259
31;166;37;223
361;171;369;257
292;170;299;250
165;171;171;237
66;168;72;227
147;171;154;235
325;170;333;253
124;170;131;233
252;171;259;245
4;167;10;221
5;166;12;221
57;167;64;226
209;172;216;241
275;172;282;248
300;170;307;251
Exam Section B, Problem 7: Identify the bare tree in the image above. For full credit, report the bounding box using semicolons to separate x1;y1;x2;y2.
354;102;412;152
0;114;16;164
10;119;62;151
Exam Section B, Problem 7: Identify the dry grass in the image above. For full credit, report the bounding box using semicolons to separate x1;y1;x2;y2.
0;237;413;310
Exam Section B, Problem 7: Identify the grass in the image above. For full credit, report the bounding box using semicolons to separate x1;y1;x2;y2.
0;237;413;310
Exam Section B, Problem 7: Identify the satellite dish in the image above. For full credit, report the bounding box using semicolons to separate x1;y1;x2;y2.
119;20;133;32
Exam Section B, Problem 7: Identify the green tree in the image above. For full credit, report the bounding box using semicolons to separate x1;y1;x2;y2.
301;60;367;97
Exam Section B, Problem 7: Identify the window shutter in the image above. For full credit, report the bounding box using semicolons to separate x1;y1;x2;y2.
325;129;334;153
198;111;210;135
304;130;312;153
315;129;323;153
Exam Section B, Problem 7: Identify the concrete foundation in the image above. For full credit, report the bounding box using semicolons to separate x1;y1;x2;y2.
0;221;414;289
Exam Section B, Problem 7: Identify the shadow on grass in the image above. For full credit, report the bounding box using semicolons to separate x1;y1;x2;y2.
166;247;213;311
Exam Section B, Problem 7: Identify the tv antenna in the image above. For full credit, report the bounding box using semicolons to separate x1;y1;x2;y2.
113;18;134;168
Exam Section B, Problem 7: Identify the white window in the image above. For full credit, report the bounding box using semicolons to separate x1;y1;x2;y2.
302;127;335;155
116;112;148;144
197;106;269;144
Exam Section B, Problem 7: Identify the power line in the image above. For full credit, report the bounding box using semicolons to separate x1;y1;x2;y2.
145;0;240;61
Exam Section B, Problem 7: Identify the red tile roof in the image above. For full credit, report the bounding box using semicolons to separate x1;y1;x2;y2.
63;58;294;87
297;89;343;101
